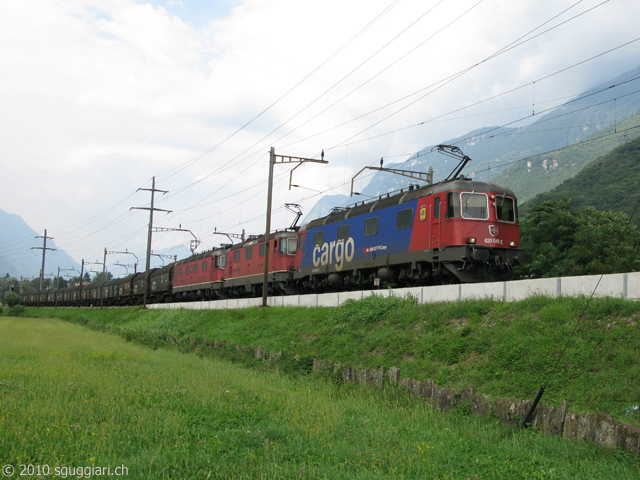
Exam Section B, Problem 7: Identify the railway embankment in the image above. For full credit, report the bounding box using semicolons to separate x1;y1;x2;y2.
26;294;640;456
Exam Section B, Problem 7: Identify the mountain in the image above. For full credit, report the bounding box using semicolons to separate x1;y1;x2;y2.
304;65;640;221
519;136;640;226
0;209;80;279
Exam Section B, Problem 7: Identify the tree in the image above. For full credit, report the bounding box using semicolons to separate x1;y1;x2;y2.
53;277;69;289
517;199;640;278
91;272;114;284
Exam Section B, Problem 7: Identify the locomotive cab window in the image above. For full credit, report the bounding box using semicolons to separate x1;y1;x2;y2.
220;255;227;269
396;208;413;229
279;239;287;254
298;233;304;252
364;217;378;237
495;195;516;222
313;231;324;247
434;197;441;219
461;192;489;220
447;192;460;218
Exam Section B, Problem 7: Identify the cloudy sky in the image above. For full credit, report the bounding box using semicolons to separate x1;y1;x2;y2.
2;0;640;272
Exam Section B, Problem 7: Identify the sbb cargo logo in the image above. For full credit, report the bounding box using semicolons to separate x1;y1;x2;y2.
313;237;355;271
363;245;387;253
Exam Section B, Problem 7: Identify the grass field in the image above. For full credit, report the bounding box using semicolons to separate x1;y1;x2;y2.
0;315;638;479
27;295;640;426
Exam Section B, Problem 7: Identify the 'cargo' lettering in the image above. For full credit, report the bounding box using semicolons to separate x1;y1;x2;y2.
313;237;355;271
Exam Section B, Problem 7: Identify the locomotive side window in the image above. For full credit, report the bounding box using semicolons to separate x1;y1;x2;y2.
298;233;304;252
396;208;413;229
246;246;253;260
185;266;189;275
365;217;379;236
496;195;516;222
214;256;219;268
461;193;489;220
234;251;240;262
279;239;287;254
287;238;297;254
178;267;182;276
220;255;227;269
447;192;460;218
314;231;324;246
202;261;207;272
193;263;198;274
337;225;349;241
434;198;441;219
259;243;265;257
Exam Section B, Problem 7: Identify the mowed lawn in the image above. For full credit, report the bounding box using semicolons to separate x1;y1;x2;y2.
0;316;637;479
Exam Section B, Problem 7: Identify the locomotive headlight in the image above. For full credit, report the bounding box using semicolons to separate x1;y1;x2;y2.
466;237;477;244
509;241;518;248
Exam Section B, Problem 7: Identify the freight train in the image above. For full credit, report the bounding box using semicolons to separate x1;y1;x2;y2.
20;168;532;307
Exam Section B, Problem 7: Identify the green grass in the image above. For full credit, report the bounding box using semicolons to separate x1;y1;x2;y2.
1;316;638;479
25;295;640;427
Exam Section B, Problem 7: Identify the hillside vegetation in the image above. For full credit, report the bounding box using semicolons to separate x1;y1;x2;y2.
28;295;640;427
492;112;640;204
521;136;640;226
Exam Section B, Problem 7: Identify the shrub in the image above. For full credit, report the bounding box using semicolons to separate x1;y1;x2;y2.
8;305;25;317
328;293;417;331
4;292;20;308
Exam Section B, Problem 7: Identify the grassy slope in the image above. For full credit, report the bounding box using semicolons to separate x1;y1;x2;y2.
27;295;640;427
1;316;639;479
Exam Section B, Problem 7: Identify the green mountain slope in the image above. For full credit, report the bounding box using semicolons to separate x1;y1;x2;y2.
520;134;640;226
491;111;640;203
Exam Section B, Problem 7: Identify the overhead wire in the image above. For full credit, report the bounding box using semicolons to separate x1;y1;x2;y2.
154;0;403;187
177;31;640;232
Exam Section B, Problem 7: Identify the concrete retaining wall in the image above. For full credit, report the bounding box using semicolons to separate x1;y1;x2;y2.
149;271;640;311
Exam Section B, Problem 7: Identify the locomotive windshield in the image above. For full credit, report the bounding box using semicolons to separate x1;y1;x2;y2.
495;195;516;222
460;192;488;219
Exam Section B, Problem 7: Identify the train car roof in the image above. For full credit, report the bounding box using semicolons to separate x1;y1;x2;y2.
227;230;298;251
150;264;174;275
302;177;517;229
175;246;228;266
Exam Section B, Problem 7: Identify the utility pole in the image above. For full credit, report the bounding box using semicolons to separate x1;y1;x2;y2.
56;267;80;309
31;229;56;291
102;248;107;309
79;259;85;304
131;177;171;308
84;260;104;307
262;147;327;308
